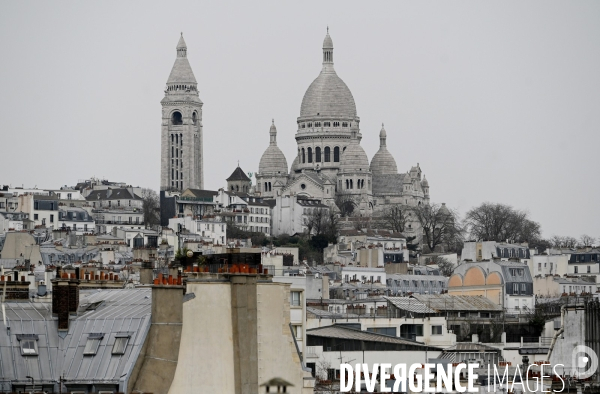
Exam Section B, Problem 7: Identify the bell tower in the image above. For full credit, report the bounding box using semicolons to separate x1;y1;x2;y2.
160;34;203;191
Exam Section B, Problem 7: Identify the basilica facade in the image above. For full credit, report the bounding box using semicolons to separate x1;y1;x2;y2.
255;31;430;216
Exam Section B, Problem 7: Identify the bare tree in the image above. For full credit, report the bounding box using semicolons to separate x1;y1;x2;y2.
433;256;455;277
412;203;462;253
141;188;160;228
465;202;541;243
305;207;328;236
352;215;372;232
378;204;409;233
579;234;596;247
550;235;578;248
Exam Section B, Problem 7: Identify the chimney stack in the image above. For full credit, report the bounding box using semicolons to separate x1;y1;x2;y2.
51;278;80;331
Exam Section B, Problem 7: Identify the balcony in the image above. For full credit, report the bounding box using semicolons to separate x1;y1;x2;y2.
94;220;143;225
177;196;215;203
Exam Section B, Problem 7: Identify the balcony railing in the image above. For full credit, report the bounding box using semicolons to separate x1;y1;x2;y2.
177;196;215;203
521;337;553;347
95;220;143;225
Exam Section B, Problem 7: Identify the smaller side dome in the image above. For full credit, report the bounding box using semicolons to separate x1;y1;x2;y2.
421;175;429;187
340;132;369;172
370;123;398;176
258;120;288;176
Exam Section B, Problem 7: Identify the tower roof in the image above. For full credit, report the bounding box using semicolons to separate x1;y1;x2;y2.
177;33;187;49
227;166;250;182
259;120;288;175
370;124;398;176
299;30;356;119
166;34;197;85
323;29;333;49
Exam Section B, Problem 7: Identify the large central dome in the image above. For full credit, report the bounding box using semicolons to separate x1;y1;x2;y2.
299;32;357;119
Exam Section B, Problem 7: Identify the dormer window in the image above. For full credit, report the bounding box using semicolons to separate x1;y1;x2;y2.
17;334;39;356
112;333;131;355
84;333;104;355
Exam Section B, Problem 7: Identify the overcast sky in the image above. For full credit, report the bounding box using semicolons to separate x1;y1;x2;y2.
1;1;598;239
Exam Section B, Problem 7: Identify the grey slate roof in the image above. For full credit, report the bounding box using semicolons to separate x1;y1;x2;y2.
227;166;251;182
86;188;140;201
0;289;151;389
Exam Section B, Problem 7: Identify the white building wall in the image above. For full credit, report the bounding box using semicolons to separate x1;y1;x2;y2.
529;254;569;277
169;216;227;245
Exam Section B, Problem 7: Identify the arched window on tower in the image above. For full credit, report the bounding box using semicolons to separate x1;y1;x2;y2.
315;147;321;162
307;148;313;163
171;111;183;125
192;112;197;125
324;147;331;162
334;147;340;162
301;148;306;163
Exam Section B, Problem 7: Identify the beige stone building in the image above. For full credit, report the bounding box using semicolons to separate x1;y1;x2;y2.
448;260;534;313
168;274;314;394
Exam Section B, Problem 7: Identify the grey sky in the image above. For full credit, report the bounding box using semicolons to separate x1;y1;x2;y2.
1;1;598;238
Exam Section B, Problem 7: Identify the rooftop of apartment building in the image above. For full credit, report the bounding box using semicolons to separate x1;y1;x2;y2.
0;288;151;389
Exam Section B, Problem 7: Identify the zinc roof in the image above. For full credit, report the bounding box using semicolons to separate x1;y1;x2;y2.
306;325;430;347
0;288;151;388
410;294;502;312
384;297;438;314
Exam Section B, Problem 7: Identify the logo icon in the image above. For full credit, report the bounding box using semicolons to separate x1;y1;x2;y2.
571;345;598;379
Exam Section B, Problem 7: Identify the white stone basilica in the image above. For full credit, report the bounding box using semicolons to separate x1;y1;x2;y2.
255;31;430;215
